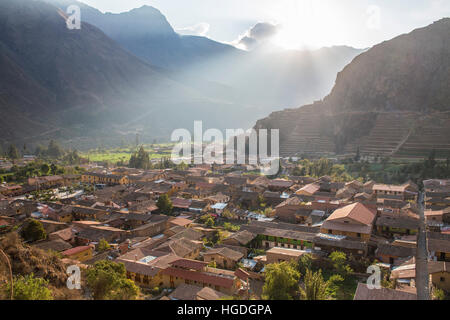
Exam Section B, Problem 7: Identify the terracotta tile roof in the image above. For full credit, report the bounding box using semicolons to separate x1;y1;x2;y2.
224;230;256;245
326;202;375;225
169;217;193;227
161;267;235;288
234;268;250;281
204;247;244;261
171;198;192;209
269;179;293;188
169;258;208;270
353;283;417;300
297;183;320;195
62;245;91;256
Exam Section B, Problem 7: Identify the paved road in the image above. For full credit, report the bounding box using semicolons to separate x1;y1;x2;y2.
416;191;430;300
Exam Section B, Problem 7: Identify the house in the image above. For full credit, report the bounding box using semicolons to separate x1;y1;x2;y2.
203;247;244;269
159;258;242;295
81;172;129;185
118;251;179;288
373;183;418;201
0;184;23;197
274;197;311;224
266;247;305;264
48;227;77;244
129;215;169;238
295;183;320;196
375;212;419;237
353;283;417;300
268;179;293;192
39;219;68;234
61;245;93;262
154;238;203;259
320;203;376;241
423;179;450;210
171;198;192;213
210;202;228;215
425;209;450;229
313;234;369;256
222;230;257;247
168;217;193;229
168;283;226;300
28;176;64;189
375;243;416;265
428;261;450;293
242;222;316;250
427;232;450;262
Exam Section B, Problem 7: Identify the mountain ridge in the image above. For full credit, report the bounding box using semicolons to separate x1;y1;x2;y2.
255;18;450;159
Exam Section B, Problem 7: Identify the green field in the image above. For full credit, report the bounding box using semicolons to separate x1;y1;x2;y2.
80;144;174;164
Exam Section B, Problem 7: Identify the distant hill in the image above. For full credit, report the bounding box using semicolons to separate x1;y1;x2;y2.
0;0;255;149
47;0;364;115
0;0;364;150
255;18;450;159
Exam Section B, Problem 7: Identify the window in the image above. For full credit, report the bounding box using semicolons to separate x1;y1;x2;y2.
440;277;445;282
357;233;361;238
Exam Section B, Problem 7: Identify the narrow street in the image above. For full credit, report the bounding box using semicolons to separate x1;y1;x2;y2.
415;191;430;300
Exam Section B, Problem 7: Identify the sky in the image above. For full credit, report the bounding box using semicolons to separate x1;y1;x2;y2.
79;0;450;49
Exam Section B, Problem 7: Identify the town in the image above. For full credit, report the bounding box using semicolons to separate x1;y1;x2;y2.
0;149;449;300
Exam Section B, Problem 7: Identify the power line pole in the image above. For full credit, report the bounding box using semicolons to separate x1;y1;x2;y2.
416;191;430;300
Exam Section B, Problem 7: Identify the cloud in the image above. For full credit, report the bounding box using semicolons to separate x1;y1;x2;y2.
176;22;210;36
233;22;281;51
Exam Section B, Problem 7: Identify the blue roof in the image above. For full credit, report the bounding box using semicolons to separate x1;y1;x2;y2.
211;203;228;210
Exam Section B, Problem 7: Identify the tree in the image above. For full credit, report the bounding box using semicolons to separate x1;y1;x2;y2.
86;260;140;300
329;251;353;277
354;147;361;162
156;194;173;215
221;209;236;220
6;274;53;300
20;219;46;242
46;140;64;159
299;269;329;300
297;253;313;275
97;239;111;252
129;146;150;169
262;261;300;300
205;217;215;228
7;144;20;160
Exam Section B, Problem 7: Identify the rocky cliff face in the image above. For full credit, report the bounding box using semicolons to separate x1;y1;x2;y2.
255;18;450;158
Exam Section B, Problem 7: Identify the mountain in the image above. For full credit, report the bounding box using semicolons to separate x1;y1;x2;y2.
255;18;450;159
0;0;364;150
0;0;253;149
46;0;243;70
47;1;364;113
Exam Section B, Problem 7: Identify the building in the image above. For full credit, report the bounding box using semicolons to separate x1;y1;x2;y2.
373;183;418;201
375;212;419;237
266;247;305;264
61;245;93;262
81;172;129;185
320;203;376;241
159;258;242;295
428;261;450;293
353;283;417;300
203;247;244;269
168;283;226;300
